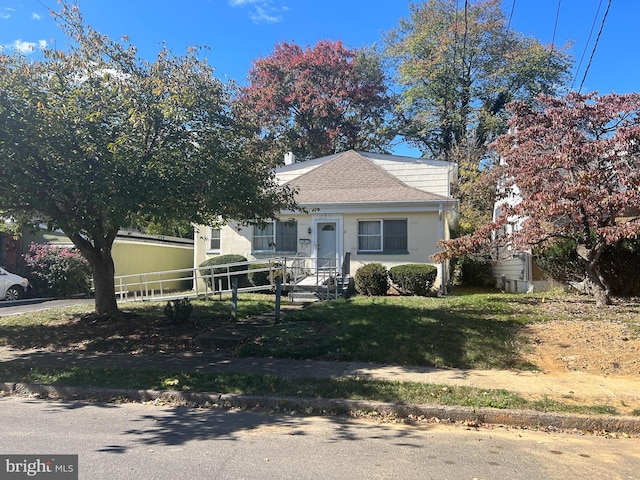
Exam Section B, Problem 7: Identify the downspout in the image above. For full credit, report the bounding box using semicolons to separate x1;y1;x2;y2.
438;203;446;295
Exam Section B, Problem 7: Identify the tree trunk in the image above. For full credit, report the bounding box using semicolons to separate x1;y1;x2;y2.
583;243;612;308
586;267;612;308
67;228;119;317
90;253;118;316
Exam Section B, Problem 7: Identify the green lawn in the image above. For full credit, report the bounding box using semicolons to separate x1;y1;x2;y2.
1;290;635;416
0;364;619;416
237;294;546;370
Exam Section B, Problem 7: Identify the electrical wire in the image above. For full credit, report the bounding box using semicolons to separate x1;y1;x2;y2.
578;0;612;92
507;0;517;29
551;0;562;52
572;0;604;90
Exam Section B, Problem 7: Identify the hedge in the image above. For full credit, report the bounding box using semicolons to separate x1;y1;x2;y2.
389;264;437;296
199;254;249;290
354;263;389;296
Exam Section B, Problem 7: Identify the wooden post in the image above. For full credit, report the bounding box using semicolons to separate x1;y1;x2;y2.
231;276;238;320
275;278;282;324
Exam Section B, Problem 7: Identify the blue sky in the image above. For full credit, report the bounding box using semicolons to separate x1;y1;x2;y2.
0;1;636;94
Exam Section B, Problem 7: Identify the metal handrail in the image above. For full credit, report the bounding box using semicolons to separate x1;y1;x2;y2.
108;254;346;303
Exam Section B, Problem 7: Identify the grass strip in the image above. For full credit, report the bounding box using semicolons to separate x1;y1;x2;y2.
0;364;619;416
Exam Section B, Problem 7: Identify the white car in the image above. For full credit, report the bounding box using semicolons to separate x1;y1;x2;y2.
0;267;30;301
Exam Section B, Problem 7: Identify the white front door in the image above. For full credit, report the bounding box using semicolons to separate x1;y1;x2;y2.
316;222;337;269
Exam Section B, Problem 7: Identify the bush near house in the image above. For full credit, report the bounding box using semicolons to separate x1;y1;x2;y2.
389;264;437;296
533;239;585;285
22;243;91;297
601;239;640;297
354;263;389;296
248;263;272;287
452;256;494;287
535;237;640;297
199;255;250;290
248;262;289;288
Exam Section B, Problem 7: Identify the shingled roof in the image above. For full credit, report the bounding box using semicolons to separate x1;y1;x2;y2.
282;150;451;204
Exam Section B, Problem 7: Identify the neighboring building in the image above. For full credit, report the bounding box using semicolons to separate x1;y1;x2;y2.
19;228;194;283
490;163;550;293
194;150;459;291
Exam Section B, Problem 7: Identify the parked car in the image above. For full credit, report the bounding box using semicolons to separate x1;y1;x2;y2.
0;267;30;301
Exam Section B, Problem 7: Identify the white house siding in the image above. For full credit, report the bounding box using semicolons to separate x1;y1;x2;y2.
276;165;321;184
492;255;533;293
372;159;454;197
195;210;449;290
346;210;447;289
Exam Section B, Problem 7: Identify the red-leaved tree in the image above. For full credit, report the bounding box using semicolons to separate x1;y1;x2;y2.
434;92;640;306
235;40;393;162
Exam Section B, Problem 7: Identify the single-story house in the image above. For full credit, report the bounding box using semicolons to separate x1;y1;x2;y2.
194;150;459;291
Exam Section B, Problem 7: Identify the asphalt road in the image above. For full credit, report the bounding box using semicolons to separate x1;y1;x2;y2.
0;298;94;316
1;397;638;480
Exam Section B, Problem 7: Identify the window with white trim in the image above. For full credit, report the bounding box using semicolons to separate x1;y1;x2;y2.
253;220;297;253
358;219;408;253
209;228;221;252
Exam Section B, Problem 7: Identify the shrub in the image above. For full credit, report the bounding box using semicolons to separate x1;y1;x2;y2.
248;263;272;287
354;263;389;296
248;262;289;286
601;238;640;297
452;256;495;287
22;243;91;297
389;264;437;296
199;254;249;290
164;298;193;322
533;239;585;284
536;237;640;297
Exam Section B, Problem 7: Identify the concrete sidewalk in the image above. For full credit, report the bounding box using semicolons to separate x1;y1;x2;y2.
1;347;639;414
2;346;640;433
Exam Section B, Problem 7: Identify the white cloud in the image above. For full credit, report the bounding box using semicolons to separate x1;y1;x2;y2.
228;0;285;24
249;6;280;24
32;13;42;20
228;0;262;5
0;13;10;20
10;39;47;54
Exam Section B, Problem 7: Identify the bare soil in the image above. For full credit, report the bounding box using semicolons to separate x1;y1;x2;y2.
519;297;640;377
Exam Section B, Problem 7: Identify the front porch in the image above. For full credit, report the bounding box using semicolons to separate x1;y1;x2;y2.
280;253;352;302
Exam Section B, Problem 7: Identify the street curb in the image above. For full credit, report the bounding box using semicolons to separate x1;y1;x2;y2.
2;381;639;434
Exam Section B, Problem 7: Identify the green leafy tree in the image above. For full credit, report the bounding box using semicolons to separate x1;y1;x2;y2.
235;40;394;163
385;0;573;232
0;2;295;316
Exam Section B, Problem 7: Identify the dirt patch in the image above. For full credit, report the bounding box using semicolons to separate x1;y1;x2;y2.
518;297;640;377
522;319;640;376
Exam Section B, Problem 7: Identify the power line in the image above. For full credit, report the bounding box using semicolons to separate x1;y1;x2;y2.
550;0;562;52
507;0;517;29
578;0;612;93
572;0;604;90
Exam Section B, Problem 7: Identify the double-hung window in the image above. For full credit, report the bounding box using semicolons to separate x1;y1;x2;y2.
253;220;297;253
358;219;408;253
209;228;221;252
